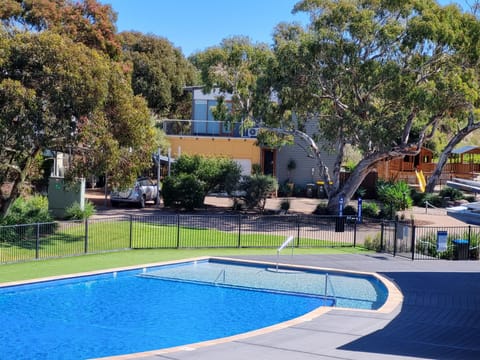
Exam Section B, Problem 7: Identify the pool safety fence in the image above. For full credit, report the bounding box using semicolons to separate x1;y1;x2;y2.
0;215;478;263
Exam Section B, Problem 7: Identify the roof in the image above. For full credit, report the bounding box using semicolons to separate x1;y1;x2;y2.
451;145;480;155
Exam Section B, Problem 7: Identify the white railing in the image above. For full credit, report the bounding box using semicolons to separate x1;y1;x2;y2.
276;235;295;272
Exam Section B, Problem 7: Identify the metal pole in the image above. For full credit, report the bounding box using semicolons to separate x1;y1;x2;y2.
156;147;161;208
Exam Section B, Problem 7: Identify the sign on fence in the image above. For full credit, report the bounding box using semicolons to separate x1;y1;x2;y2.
437;230;448;252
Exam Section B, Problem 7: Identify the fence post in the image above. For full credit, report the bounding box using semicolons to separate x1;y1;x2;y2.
84;218;89;254
35;223;40;259
296;215;300;247
176;214;180;248
393;221;397;257
353;220;357;248
237;215;241;248
129;215;133;249
380;222;384;252
411;224;416;261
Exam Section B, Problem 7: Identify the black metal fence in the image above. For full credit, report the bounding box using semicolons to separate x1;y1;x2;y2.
0;214;478;264
0;214;358;263
382;222;480;260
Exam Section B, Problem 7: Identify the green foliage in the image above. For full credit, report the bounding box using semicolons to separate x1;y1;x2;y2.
164;154;242;210
268;0;480;216
172;154;242;196
190;36;274;126
64;201;96;220
251;163;262;175
237;174;278;211
0;196;53;225
376;180;413;219
162;174;205;211
118;32;196;118
361;202;380;218
439;187;464;201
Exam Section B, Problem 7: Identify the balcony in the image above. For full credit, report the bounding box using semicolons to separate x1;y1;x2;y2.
161;119;258;138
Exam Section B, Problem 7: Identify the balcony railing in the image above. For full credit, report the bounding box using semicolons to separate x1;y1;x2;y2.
161;119;258;138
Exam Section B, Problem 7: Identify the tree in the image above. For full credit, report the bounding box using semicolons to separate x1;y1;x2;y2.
0;0;121;58
0;28;161;217
190;36;275;129
118;32;197;118
0;30;111;216
267;0;480;212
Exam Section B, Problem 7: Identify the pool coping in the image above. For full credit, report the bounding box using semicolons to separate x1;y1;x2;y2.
0;256;403;360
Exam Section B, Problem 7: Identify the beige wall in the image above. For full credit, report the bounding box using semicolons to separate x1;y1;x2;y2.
167;136;261;173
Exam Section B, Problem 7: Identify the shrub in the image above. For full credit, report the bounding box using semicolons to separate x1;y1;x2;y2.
363;233;382;252
439;187;464;201
361;202;380;218
1;195;53;225
162;174;205;211
376;180;412;219
65;201;96;220
423;193;442;207
313;203;330;215
280;199;290;213
237;174;278;211
343;205;356;215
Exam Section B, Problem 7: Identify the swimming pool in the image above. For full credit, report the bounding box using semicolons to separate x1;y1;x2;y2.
0;257;390;359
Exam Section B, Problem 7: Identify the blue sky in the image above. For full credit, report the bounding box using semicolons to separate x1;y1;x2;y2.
101;0;469;57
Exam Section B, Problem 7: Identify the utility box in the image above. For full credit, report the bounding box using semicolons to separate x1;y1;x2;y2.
48;177;85;219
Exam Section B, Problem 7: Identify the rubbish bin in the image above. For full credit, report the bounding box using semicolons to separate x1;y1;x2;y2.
335;216;345;232
316;181;326;199
305;183;316;198
452;239;469;260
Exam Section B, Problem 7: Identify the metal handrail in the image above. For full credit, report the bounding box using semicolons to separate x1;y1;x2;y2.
276;236;295;272
214;269;226;284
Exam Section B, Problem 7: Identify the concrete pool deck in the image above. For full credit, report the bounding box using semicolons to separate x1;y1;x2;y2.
119;254;480;360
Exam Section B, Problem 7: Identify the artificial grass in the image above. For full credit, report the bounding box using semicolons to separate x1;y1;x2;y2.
0;247;372;283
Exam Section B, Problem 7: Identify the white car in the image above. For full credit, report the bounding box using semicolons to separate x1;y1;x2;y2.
110;177;159;208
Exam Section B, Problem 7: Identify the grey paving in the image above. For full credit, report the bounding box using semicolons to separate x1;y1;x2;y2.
121;254;480;360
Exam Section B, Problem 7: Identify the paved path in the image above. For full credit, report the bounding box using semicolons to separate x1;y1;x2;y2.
111;254;480;360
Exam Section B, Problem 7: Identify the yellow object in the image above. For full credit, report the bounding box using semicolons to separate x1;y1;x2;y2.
415;170;426;193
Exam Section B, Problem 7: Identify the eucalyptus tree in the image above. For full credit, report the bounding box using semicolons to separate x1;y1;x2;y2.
267;0;480;212
0;0;161;217
190;36;275;129
0;0;120;58
118;32;197;118
0;31;111;216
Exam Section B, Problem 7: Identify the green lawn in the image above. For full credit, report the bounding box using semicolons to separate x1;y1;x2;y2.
0;247;372;283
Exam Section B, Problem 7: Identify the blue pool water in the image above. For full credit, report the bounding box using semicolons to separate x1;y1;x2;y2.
0;259;387;359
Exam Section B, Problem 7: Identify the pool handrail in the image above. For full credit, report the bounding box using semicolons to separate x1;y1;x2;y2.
276;236;295;271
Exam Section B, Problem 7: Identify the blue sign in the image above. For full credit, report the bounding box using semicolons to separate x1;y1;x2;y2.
339;197;344;216
437;231;448;252
357;198;363;223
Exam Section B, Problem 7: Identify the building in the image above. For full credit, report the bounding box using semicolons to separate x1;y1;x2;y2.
161;87;336;194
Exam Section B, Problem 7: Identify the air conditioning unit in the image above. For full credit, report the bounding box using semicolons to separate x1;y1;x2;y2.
247;128;259;137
